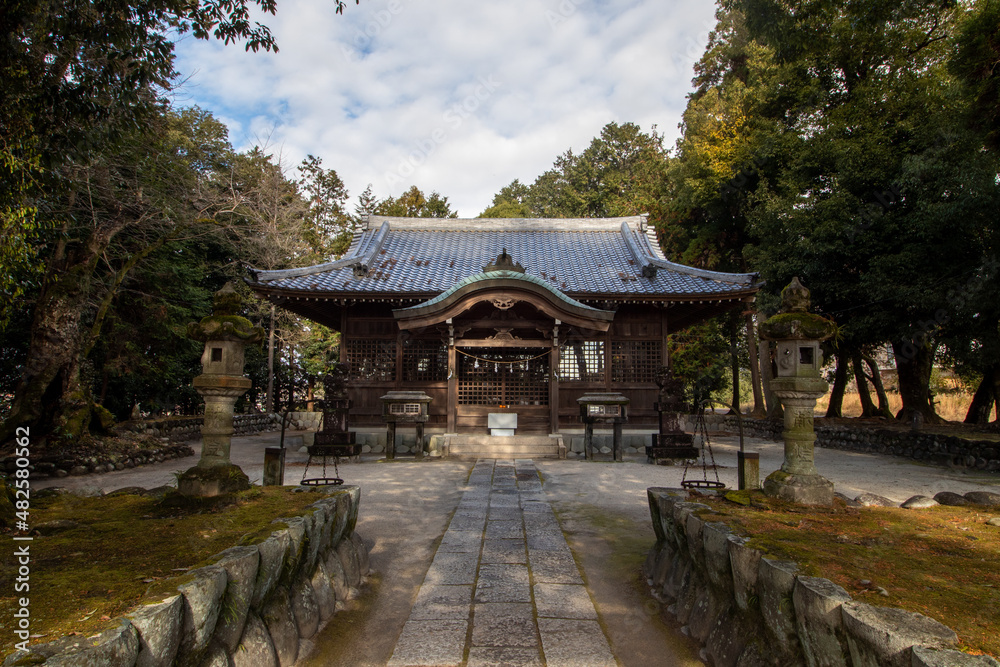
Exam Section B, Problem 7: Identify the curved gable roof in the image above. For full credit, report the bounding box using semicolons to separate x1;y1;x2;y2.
393;270;615;331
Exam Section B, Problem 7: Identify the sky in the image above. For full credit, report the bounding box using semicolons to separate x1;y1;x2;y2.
172;0;720;217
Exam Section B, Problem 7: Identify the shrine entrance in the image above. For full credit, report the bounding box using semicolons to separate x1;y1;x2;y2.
455;344;551;433
392;251;616;435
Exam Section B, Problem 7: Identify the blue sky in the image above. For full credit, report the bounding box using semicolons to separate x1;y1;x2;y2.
172;0;719;216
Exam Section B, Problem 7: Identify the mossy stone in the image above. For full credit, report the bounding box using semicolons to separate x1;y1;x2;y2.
177;464;251;498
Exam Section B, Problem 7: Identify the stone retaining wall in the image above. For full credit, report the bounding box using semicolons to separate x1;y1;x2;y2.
4;486;370;667
643;487;998;667
696;415;1000;472
6;443;194;481
128;413;279;442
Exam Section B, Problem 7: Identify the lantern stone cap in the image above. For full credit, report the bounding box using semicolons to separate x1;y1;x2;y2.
576;392;630;405
759;277;836;342
380;391;433;402
187;283;265;343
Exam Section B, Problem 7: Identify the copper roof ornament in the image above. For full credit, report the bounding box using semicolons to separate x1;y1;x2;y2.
483;248;525;273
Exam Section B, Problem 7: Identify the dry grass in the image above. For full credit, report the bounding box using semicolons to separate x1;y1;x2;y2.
813;391;992;422
695;491;1000;657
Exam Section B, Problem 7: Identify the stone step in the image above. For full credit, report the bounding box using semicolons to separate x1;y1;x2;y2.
444;435;566;459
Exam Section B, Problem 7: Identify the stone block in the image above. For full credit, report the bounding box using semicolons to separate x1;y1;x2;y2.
126;595;183;667
175;565;228;665
323;548;350;604
911;647;1000;667
261;589;298;667
311;561;337;621
901;496;939;510
705;606;748;667
344;485;361;535
329;493;351;547
233;612;277;667
728;536;762;613
44;618;139;667
841;601;958;667
685;510;706;566
663;550;690;602
688;587;726;643
290;572;319;639
199;639;232;667
336;538;362;592
758;557;800;656
210;546;260;653
275;517;306;580
674;566;701;625
793;576;852;667
702;522;733;592
672;502;709;554
253;532;289;610
351;532;370;579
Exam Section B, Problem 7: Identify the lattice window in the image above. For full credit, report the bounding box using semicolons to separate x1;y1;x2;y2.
611;340;661;383
402;340;448;382
559;341;605;382
346;339;396;382
458;348;549;406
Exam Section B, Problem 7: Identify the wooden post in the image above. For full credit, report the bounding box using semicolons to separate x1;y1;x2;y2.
386;422;396;460
447;322;457;433
584;422;594;461
613;421;623;462
550;321;560;434
415;422;425;460
746;307;765;419
738;451;760;490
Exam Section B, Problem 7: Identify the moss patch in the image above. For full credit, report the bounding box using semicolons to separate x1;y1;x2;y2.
0;487;335;658
691;491;1000;657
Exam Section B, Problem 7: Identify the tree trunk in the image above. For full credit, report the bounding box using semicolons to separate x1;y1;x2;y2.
760;339;783;419
825;352;848;418
852;351;878;418
863;355;894;419
0;243;99;447
729;315;740;414
265;304;276;414
965;365;998;424
891;339;942;425
746;311;765;418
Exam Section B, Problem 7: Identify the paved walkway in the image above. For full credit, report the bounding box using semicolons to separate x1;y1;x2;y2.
387;459;616;667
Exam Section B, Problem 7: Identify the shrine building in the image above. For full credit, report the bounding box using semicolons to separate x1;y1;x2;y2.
247;215;759;447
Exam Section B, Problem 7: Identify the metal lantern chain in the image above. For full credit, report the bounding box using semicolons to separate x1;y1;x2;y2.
681;399;728;490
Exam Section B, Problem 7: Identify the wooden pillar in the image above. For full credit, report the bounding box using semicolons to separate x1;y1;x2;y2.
386;421;396;460
550;320;560;434
395;329;404;390
339;309;348;364
447;320;457;433
415;422;425;460
584;422;594;461
613;421;623;462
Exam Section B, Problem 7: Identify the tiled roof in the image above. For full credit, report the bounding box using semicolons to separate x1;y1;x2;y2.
249;216;758;299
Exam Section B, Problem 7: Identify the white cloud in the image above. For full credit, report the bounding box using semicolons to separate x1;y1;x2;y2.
172;0;718;216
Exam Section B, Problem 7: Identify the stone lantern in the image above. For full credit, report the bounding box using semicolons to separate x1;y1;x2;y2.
178;283;264;497
759;277;837;505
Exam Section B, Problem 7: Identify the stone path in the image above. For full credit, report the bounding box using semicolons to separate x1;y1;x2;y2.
387;459;617;667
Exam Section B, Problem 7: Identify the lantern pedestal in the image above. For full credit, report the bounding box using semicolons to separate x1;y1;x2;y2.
759;278;837;507
178;283;262;497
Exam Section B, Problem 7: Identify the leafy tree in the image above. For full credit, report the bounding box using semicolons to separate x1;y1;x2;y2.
948;0;1000;151
298;154;351;257
671;0;1000;424
375;185;458;218
0;0;361;448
